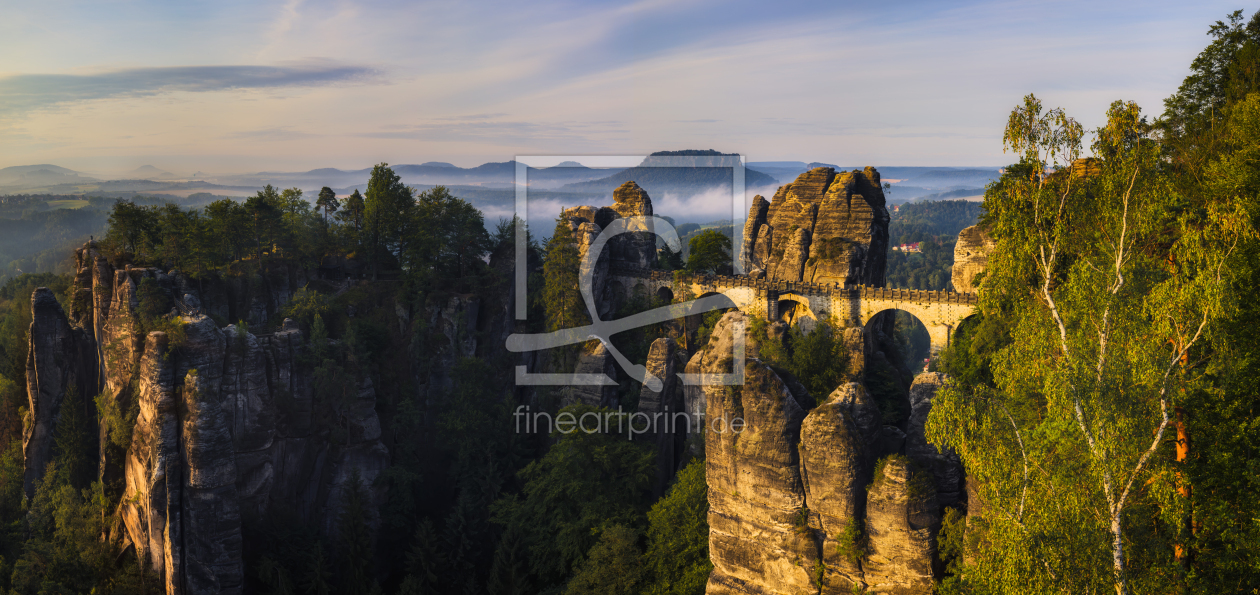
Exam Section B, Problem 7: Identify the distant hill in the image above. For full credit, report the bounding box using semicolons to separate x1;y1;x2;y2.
0;164;96;189
0;164;80;178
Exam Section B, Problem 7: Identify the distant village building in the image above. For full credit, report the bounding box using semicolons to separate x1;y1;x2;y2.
893;242;921;253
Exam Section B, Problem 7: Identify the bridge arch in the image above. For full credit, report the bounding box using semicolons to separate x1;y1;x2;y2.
864;308;933;372
655;286;674;304
775;293;818;332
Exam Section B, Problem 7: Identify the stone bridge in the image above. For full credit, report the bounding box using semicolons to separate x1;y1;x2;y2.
607;267;978;354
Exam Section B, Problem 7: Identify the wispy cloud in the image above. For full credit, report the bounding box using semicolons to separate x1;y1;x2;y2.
0;60;384;117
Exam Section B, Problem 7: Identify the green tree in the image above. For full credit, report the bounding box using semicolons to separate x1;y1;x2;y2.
363;164;415;279
927;95;1254;595
543;216;588;347
564;525;644;595
338;189;366;232
245;185;285;269
317;187;340;222
1160;9;1260;176
338;470;377;595
642;458;711;595
684;229;732;275
405;186;491;288
398;518;446;595
491;405;655;590
104;199;159;259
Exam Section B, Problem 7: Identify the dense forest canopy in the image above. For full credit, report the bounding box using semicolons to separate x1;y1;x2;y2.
885;200;985;290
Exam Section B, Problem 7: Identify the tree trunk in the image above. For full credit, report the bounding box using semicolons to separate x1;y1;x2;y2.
1112;515;1128;595
1174;406;1192;571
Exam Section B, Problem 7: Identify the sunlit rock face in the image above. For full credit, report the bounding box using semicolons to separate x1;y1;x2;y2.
699;312;947;594
951;224;995;293
863;456;940;595
740;167;890;286
703;314;817;595
561;180;659;319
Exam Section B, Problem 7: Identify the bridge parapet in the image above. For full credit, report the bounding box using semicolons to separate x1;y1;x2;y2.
609;266;978;305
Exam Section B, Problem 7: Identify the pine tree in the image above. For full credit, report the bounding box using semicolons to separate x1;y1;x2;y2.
338;470;376;595
316;187;340;222
542;215;589;370
398;518;445;595
486;526;531;595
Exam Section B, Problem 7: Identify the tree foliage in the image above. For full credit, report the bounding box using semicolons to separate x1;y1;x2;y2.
928;92;1256;595
684;229;732;275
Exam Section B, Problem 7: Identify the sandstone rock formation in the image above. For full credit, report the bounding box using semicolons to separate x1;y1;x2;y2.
905;373;963;508
951;225;994;293
562;342;619;408
560;181;659;320
637;337;688;496
739;167;890;286
702;314;817;595
23;287;97;498
799;386;868;591
25;242;392;595
863;456;940;594
610;181;657;270
697;314;952;595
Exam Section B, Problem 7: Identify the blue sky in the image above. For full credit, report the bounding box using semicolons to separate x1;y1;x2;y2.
0;0;1245;174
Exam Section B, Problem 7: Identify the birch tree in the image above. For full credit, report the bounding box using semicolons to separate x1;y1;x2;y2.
927;95;1253;594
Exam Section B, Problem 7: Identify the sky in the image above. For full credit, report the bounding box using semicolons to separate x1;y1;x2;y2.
0;0;1247;175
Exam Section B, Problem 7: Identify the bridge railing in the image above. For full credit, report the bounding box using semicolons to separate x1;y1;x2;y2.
608;266;978;305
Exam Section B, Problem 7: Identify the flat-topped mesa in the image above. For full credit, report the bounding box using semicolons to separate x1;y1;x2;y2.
740;167;890;286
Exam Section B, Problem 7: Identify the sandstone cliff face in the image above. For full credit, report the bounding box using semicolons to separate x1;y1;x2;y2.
739;167;890;286
905;373;963;508
700;313;948;594
637;337;688;497
951;225;994;293
27;242;391;595
799;386;868;591
23;287;97;498
863;456;939;594
610;181;657;270
703;314;817;595
561;342;619;408
560;181;659;320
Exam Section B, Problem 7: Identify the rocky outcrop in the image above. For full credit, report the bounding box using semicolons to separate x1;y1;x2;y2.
739;195;770;276
799;387;868;591
863;456;940;594
905;373;963;508
610;181;657;270
28;241;391;595
23;287;97;498
637;337;688;496
697;314;954;595
830;382;881;454
951;225;994;293
704;313;816;595
740;167;890;286
559;181;659;319
561;342;619;408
